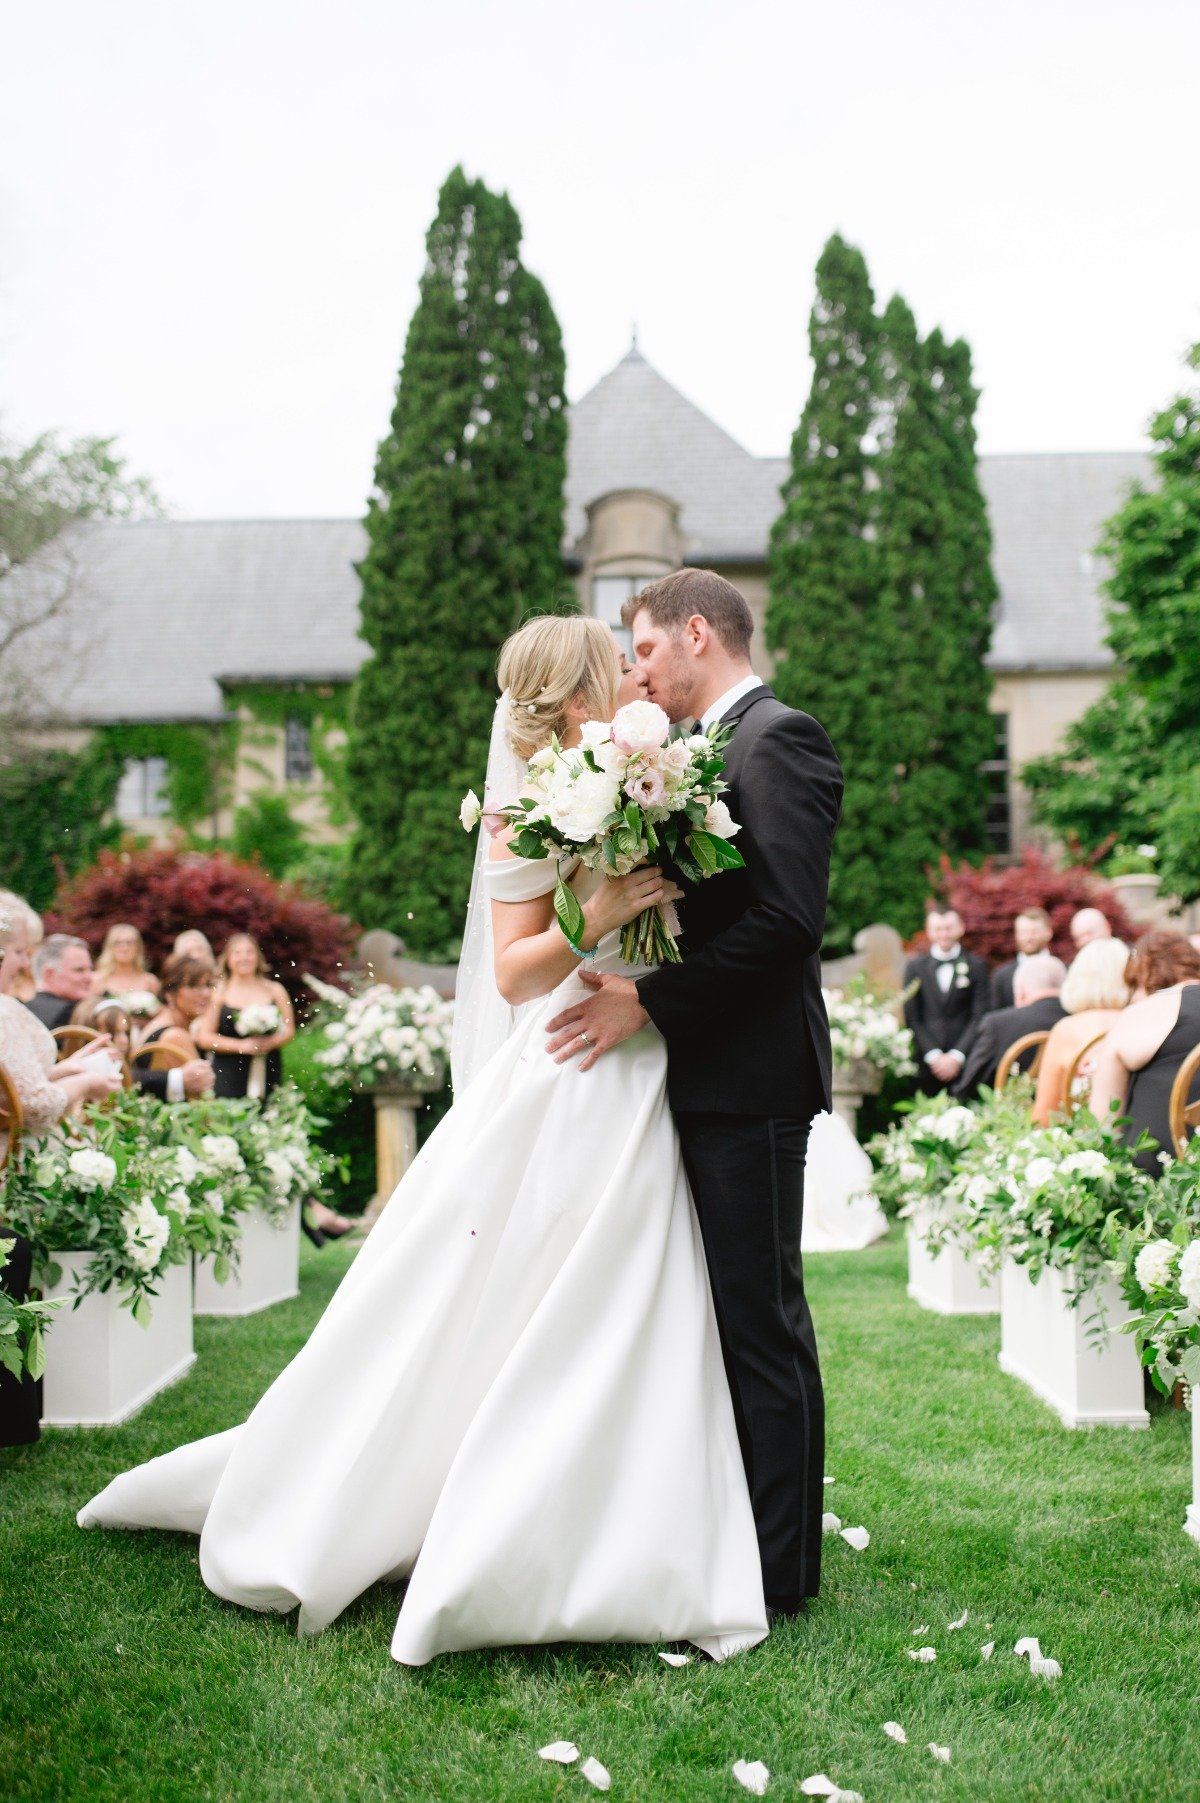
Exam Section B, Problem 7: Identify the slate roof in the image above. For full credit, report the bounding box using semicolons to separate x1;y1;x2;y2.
5;351;1151;724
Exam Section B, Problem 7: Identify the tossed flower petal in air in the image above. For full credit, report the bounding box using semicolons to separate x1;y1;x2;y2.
882;1722;908;1743
907;1646;937;1663
658;1652;690;1667
538;1741;579;1764
947;1609;969;1631
732;1758;771;1794
840;1526;870;1551
581;1757;611;1791
928;1744;951;1763
822;1512;842;1534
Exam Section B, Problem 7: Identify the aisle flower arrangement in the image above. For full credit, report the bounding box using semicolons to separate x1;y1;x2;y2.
1107;1139;1200;1396
0;1239;64;1380
823;978;917;1081
306;975;454;1093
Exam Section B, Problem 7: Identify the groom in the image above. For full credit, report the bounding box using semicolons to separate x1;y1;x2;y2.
546;569;843;1618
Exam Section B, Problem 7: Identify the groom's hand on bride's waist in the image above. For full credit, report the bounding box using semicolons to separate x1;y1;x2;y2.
545;972;649;1071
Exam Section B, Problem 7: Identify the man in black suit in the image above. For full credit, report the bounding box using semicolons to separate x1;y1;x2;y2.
545;569;843;1620
954;953;1067;1098
903;909;990;1092
990;906;1054;1010
25;934;94;1031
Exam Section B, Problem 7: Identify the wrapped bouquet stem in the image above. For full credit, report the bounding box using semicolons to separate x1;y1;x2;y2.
462;700;745;970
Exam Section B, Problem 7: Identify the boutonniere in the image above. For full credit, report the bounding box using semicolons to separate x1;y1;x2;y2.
954;960;970;988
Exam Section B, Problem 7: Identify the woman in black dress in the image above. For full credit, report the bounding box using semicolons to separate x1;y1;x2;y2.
1089;931;1200;1173
193;934;293;1103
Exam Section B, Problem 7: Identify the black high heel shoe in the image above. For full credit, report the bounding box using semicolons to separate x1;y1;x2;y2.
301;1216;327;1249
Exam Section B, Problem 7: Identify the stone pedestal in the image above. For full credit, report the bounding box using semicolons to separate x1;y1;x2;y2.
998;1258;1148;1429
830;1060;882;1138
359;1076;441;1232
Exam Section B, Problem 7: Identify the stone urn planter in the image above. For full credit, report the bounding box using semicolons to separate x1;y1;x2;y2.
1110;871;1162;925
831;1059;883;1139
906;1219;998;1316
358;1074;444;1232
40;1254;195;1427
194;1201;300;1317
997;1257;1148;1429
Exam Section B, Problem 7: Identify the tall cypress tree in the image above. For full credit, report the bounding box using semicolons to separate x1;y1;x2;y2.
766;236;884;952
767;238;997;949
346;168;569;955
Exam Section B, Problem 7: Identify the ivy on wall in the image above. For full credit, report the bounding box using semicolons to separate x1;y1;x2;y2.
96;722;230;831
224;682;352;829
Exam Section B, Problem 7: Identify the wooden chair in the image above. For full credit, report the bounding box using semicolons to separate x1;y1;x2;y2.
994;1030;1050;1093
1168;1042;1200;1158
130;1042;192;1073
0;1063;24;1171
1062;1029;1111;1116
51;1024;101;1062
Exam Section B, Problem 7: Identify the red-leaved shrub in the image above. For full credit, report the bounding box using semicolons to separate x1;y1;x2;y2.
48;847;358;1016
912;848;1140;965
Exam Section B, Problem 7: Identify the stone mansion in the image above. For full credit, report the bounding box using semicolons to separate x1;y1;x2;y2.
17;346;1146;857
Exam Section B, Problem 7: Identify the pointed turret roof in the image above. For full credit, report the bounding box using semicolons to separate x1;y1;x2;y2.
565;347;788;559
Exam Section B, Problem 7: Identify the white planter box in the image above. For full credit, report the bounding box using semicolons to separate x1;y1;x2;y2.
193;1202;300;1317
906;1222;998;1315
1188;1412;1200;1545
41;1254;195;1428
998;1257;1148;1429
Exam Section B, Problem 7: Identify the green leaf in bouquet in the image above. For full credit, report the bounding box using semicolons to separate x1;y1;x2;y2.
623;801;642;836
554;872;586;947
603;838;619;873
512;828;545;860
687;830;745;873
644;818;659;853
673;844;705;885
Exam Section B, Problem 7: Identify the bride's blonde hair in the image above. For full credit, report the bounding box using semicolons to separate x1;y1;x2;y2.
497;616;620;760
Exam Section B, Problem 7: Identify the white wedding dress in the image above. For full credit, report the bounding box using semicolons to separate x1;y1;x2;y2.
78;858;768;1665
801;1112;889;1253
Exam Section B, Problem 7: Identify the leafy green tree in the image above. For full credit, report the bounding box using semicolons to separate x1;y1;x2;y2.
345;167;569;955
231;792;308;881
767;240;997;949
1024;344;1200;901
0;741;122;910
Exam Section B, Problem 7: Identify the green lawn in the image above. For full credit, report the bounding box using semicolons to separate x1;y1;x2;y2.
2;1235;1196;1801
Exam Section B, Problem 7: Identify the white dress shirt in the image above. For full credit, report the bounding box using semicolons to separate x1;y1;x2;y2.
700;675;765;732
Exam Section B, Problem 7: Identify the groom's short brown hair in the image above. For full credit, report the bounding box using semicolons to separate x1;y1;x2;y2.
622;568;754;658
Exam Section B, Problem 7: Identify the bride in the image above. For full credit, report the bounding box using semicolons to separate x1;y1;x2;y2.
78;615;769;1665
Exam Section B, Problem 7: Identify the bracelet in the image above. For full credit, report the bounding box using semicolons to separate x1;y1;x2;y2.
562;932;597;962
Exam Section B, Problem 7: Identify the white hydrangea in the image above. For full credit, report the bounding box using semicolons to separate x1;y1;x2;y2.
1134;1240;1178;1294
165;1186;192;1220
930;1107;977;1145
121;1198;171;1273
1060;1149;1112;1182
199;1134;245;1176
66;1148;118;1193
1175;1239;1200;1310
1022;1157;1058;1193
174;1147;199;1186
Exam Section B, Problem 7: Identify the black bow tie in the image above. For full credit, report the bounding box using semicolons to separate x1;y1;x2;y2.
691;719;705;736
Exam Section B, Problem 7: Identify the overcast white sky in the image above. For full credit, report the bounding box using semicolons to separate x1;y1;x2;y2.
3;0;1198;519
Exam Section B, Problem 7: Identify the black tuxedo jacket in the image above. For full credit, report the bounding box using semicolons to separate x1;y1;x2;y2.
902;952;991;1066
990;958;1018;1011
636;685;843;1119
25;992;75;1032
953;994;1066;1098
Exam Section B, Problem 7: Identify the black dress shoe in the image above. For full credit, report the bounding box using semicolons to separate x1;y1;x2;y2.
765;1601;810;1626
301;1218;327;1249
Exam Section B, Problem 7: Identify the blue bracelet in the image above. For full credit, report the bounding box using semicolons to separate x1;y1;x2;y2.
563;933;597;962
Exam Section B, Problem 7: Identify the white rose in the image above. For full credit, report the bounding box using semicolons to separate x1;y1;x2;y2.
703;799;740;840
660;738;691;774
1178;1240;1200;1311
527;745;557;774
1060;1149;1111;1182
166;1186;192;1219
686;734;711;753
548;769;621;843
1023;1157;1058;1192
174;1147;199;1185
1135;1239;1179;1294
932;1106;976;1145
67;1148;118;1193
380;1027;404;1055
459;789;482;831
899;1159;925;1184
611;699;671;756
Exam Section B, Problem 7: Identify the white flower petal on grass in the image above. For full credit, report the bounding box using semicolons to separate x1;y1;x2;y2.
800;1778;835;1797
581;1756;611;1791
980;1642;995;1660
1030;1655;1062;1680
927;1744;952;1764
840;1526;870;1552
882;1722;908;1744
907;1647;937;1663
947;1609;969;1631
822;1512;842;1534
824;1475;836;1485
1013;1637;1042;1660
733;1758;771;1794
538;1741;579;1764
658;1652;690;1667
912;1625;929;1635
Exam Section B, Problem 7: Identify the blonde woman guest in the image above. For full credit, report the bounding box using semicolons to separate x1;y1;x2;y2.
193;934;294;1104
173;929;215;967
8;897;42;1005
89;922;160;1006
1032;937;1130;1126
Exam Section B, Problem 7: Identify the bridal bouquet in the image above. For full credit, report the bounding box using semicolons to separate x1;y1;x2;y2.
460;700;744;965
235;1002;282;1039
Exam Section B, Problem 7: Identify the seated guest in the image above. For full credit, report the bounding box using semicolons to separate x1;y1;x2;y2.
8;898;42;1005
172;928;216;967
903;908;991;1092
954;953;1067;1098
1089;931;1200;1173
135;956;218;1078
25;934;94;1031
71;995;216;1104
89;922;160;1005
990;906;1054;1009
1032;937;1131;1126
1070;907;1113;955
